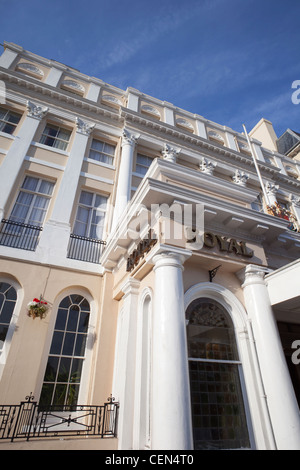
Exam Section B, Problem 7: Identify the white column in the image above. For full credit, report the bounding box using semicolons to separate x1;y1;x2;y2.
37;117;94;262
151;249;193;450
112;129;139;228
241;265;300;450
116;278;140;450
0;100;48;219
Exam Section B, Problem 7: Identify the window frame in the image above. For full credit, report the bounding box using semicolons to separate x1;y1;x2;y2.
38;289;96;409
186;297;251;450
39;294;91;408
135;154;153;177
9;175;55;227
0;277;23;378
184;283;255;450
88;138;115;166
73;190;108;240
0;107;22;135
39;124;71;151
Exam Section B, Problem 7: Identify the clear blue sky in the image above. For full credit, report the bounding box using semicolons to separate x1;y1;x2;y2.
1;0;299;137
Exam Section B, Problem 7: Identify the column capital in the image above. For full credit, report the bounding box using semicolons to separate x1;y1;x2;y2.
289;194;300;207
232;169;249;187
161;143;181;163
26;100;48;120
199;157;217;175
266;181;279;195
75;117;95;135
121;277;140;298
237;264;272;288
122;128;140;147
150;245;192;271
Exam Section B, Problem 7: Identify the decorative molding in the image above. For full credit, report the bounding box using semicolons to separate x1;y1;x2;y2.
237;140;251;153
102;94;122;106
61;79;85;94
208;130;224;143
75;117;95;135
266;181;279;195
232;169;249;186
161;143;181;163
26;100;48;119
141;104;160;119
16;62;44;79
199;157;216;175
176;118;194;132
289;194;300;207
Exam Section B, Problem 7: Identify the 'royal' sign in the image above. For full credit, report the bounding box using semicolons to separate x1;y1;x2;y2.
186;228;254;258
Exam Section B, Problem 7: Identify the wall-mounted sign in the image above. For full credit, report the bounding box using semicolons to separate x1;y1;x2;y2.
126;229;157;272
187;229;254;258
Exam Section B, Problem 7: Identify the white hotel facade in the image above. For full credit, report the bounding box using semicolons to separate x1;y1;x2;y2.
0;42;299;450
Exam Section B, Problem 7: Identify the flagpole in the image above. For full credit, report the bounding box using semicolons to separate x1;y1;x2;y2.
242;124;270;207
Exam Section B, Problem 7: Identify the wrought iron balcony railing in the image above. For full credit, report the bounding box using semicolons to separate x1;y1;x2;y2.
0;394;119;442
67;233;106;264
0;219;43;251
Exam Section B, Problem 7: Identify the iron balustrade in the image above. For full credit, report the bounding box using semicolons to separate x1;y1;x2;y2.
0;219;43;251
0;394;119;441
67;233;106;264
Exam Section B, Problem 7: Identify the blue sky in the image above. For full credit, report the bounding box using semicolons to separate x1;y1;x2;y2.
1;0;299;137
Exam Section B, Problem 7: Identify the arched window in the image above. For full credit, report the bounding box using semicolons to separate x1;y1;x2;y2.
186;297;250;450
40;294;90;407
0;282;17;352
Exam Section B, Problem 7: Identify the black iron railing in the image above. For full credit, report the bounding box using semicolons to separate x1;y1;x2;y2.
67;233;106;264
0;394;119;442
0;219;43;251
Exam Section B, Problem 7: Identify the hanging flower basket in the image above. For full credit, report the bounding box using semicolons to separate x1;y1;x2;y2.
27;298;49;319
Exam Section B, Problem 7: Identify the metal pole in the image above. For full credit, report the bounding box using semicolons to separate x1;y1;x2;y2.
243;124;270;206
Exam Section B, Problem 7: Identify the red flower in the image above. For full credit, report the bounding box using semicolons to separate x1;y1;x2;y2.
33;298;40;302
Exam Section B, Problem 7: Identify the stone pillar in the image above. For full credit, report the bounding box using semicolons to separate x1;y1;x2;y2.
112;128;139;228
37;117;94;262
0;100;48;219
116;278;140;450
151;249;193;450
241;265;300;450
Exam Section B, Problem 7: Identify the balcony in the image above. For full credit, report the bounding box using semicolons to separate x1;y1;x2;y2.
67;233;106;264
0;219;43;251
0;394;119;442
